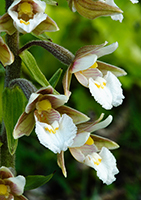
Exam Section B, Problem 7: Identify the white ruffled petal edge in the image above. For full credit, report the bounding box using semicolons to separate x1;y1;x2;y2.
85;147;119;185
35;114;77;154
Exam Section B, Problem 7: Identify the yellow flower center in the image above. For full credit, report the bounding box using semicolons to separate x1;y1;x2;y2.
92;153;102;166
36;99;52;115
94;77;106;89
85;136;94;145
90;62;98;69
0;184;9;196
18;2;33;22
45;127;59;134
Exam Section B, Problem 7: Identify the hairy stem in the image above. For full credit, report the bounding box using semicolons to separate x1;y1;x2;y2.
0;1;21;171
19;40;75;66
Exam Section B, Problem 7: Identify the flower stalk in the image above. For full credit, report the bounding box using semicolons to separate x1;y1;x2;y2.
0;0;22;171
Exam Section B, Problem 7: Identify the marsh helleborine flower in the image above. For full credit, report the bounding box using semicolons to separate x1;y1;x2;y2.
0;0;59;34
63;41;127;110
13;86;89;151
0;36;14;66
57;113;119;184
0;166;27;200
68;0;123;22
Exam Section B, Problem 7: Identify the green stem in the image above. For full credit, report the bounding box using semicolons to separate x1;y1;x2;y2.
0;1;21;171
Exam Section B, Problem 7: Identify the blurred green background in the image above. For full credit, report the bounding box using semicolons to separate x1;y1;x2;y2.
0;0;141;199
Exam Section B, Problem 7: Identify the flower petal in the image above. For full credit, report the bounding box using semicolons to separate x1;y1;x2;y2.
71;132;90;148
89;77;113;110
57;151;67;177
35;114;77;154
75;67;102;87
0;166;14;179
84;147;119;185
91;134;119;150
104;71;124;107
6;175;26;196
0;13;16;35
13;111;35;139
71;54;97;73
56;105;90;124
32;15;59;35
70;144;98;163
0;36;14;66
25;93;40;113
97;61;127;77
62;65;72;97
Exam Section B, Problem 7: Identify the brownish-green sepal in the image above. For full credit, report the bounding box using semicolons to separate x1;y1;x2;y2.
20;50;50;87
2;86;26;155
91;134;119;151
69;0;122;20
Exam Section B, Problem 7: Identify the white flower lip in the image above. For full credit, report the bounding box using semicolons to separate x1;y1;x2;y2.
35;114;77;154
8;0;47;33
84;147;119;185
89;71;124;110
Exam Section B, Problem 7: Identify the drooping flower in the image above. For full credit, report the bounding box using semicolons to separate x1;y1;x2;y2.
0;166;27;200
68;0;123;22
0;36;14;66
57;113;119;184
13;86;89;140
63;41;127;110
0;0;59;34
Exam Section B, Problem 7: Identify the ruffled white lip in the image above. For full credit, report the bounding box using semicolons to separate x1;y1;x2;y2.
35;114;77;154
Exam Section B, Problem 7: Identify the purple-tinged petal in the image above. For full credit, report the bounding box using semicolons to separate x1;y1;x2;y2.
71;54;97;73
25;93;40;113
75;68;102;87
56;105;90;124
32;15;59;35
71;132;90;148
0;36;14;66
0;166;14;179
34;109;60;124
42;94;68;109
62;66;72;97
13;111;35;139
36;86;54;95
95;42;118;59
77;113;104;133
91;134;119;151
97;61;127;77
5;176;25;196
57;151;67;177
69;144;98;163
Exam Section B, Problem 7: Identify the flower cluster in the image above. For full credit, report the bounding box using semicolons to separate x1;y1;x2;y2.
0;0;138;193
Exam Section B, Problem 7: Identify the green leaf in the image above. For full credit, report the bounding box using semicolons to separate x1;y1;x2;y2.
0;63;5;76
25;173;54;191
49;68;63;88
2;87;26;155
20;50;50;87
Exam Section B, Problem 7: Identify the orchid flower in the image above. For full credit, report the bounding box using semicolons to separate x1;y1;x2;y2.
0;0;59;34
0;36;14;66
13;86;89;140
68;0;123;22
63;41;127;110
0;166;27;200
57;113;119;184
